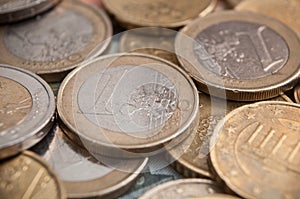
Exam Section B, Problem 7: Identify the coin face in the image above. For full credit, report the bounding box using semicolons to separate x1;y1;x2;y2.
139;179;225;199
0;0;61;23
295;84;300;104
0;0;112;82
102;0;217;28
120;30;179;65
176;11;300;101
0;151;65;198
168;93;290;178
210;101;300;198
0;65;55;160
32;125;148;198
236;0;300;39
57;53;199;158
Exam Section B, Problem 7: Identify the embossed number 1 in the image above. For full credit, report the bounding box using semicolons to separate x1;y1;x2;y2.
237;26;284;72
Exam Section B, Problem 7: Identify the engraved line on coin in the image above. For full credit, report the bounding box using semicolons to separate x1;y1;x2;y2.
22;168;44;199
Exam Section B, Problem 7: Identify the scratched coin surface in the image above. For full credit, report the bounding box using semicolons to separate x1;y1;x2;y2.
0;151;65;198
139;179;225;199
294;84;300;104
102;0;217;28
0;65;55;160
236;0;300;38
176;11;300;101
31;125;148;198
0;0;61;24
57;53;199;158
210;101;300;198
168;93;290;179
0;0;112;82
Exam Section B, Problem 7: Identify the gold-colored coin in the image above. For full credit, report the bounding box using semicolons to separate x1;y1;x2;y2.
139;179;225;199
0;0;112;82
120;30;179;65
102;0;217;28
210;101;300;198
236;0;300;38
57;53;199;158
0;151;65;198
168;93;291;179
225;0;243;8
175;11;300;101
295;84;300;104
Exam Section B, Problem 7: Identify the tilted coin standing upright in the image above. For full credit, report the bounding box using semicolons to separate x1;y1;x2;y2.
57;53;199;158
0;151;65;199
210;101;300;198
32;125;148;198
0;0;112;82
0;0;61;24
102;0;217;28
175;11;300;101
139;179;226;199
0;65;55;160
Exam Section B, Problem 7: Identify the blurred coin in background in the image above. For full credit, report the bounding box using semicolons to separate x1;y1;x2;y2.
0;0;112;82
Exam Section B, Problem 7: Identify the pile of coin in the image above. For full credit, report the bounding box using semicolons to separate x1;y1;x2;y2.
0;0;299;198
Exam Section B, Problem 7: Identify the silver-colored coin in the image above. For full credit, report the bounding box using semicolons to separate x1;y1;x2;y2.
32;124;148;198
57;53;199;158
0;0;61;24
0;0;112;82
0;64;55;160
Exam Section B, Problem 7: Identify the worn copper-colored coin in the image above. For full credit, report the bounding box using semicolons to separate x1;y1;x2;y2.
102;0;217;28
0;65;55;160
32;125;148;198
168;93;291;179
120;30;179;65
0;151;65;198
210;101;300;198
236;0;300;38
295;84;300;104
0;0;61;24
176;11;300;101
57;53;199;158
139;179;225;199
0;0;112;82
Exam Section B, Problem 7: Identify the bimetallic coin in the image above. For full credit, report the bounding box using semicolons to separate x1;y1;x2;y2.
120;30;179;65
0;151;65;198
168;93;291;179
210;101;300;198
0;65;55;160
176;11;300;101
236;0;300;39
0;0;112;82
57;53;199;158
295;84;300;104
102;0;217;28
139;179;225;199
32;125;148;198
0;0;61;24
